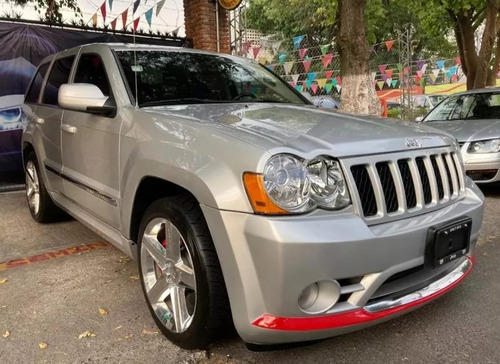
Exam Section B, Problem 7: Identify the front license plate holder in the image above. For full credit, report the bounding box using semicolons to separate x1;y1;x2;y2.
425;217;472;268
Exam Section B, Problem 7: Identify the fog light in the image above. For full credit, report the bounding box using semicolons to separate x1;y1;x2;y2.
298;280;341;314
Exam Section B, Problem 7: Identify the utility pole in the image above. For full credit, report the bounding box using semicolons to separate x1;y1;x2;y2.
399;28;413;121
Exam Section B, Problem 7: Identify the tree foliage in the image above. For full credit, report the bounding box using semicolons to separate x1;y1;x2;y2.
8;0;81;23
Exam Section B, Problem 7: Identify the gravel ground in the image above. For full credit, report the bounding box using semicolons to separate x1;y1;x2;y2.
0;187;499;364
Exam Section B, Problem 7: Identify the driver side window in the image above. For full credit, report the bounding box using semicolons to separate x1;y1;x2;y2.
74;54;111;97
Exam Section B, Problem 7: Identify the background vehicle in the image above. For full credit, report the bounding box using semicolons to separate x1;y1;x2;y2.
22;43;483;349
421;88;500;183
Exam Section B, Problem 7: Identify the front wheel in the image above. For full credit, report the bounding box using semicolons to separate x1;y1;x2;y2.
137;195;230;349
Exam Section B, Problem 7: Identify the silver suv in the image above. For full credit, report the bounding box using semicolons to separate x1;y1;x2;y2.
22;43;484;349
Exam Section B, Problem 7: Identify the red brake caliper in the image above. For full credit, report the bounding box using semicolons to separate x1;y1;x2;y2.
157;239;167;274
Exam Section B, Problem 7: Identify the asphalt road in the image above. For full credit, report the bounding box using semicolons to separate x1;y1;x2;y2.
0;186;499;364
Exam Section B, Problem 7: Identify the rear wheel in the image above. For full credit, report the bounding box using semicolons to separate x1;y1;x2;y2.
137;195;230;349
25;152;64;223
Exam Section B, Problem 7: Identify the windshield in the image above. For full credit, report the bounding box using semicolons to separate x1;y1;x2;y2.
115;50;307;107
424;92;500;122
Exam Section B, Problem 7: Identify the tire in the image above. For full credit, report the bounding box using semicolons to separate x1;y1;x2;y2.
137;195;231;349
24;152;64;223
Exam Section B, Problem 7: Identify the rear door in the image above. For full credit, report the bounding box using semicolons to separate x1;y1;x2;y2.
60;51;122;228
32;52;77;193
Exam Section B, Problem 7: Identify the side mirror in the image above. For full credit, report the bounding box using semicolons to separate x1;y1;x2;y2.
415;116;424;122
58;83;116;115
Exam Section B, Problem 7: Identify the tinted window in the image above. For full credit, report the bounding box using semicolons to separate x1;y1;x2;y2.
42;56;75;106
115;50;306;107
425;92;500;121
25;63;50;103
74;54;110;96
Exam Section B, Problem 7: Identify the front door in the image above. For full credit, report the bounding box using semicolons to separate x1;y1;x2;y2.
60;52;122;229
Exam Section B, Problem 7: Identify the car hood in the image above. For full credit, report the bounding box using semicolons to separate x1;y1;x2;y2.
424;119;500;143
145;103;454;158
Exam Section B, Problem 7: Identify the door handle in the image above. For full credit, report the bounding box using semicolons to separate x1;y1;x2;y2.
60;124;77;134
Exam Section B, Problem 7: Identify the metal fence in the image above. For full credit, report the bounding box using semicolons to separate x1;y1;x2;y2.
240;33;463;120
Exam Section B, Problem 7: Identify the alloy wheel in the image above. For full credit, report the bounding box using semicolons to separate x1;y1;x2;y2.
140;218;197;333
25;160;40;215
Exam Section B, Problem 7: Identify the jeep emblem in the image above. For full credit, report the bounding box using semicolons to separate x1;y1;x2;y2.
405;138;422;148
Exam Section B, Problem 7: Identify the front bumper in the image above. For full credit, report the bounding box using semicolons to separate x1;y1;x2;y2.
201;178;484;344
462;144;500;183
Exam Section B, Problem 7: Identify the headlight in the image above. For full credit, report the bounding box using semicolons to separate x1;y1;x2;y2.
244;154;351;215
467;139;500;153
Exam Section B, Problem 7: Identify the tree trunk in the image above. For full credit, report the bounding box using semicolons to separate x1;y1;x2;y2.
474;0;499;88
455;10;479;90
338;0;380;115
487;32;500;86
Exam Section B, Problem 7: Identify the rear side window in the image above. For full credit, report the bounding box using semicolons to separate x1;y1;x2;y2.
74;54;111;96
25;63;50;103
42;56;75;106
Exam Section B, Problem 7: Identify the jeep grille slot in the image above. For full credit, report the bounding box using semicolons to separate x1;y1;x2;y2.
350;165;378;217
347;149;465;223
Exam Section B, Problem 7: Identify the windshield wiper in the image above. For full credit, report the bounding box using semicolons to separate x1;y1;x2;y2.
139;98;230;107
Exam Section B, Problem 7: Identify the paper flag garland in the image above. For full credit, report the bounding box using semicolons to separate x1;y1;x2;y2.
133;17;140;31
336;85;342;92
325;83;333;93
452;74;458;83
321;54;333;68
92;13;97;27
386;77;392;87
302;61;312;73
283;61;294;75
101;2;106;22
449;66;457;75
278;53;287;64
324;70;333;80
307;72;316;82
436;60;445;70
391;79;398;88
454;57;461;65
429;74;437;82
242;41;252;54
416;70;423;78
377;81;385;90
371;72;377;81
332;78;338;87
291;74;300;83
404;67;409;75
295;84;303;92
305;79;313;90
416;60;425;69
145;7;153;27
133;0;140;13
432;69;440;78
446;70;452;79
385;69;393;78
311;84;319;94
156;0;165;16
415;75;421;84
111;18;117;30
268;65;274;71
396;63;403;72
381;74;388;82
385;40;395;51
271;41;282;55
108;0;113;11
320;44;330;56
288;81;296;88
336;77;342;86
317;79;327;88
252;47;261;60
299;48;308;61
378;65;387;74
293;35;305;50
121;9;128;29
421;63;428;74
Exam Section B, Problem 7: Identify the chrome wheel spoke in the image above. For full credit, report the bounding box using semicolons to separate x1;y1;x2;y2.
147;274;170;304
165;223;182;262
170;286;190;332
176;264;196;289
25;161;40;215
142;233;168;270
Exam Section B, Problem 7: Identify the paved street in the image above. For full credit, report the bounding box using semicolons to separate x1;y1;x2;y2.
0;187;499;364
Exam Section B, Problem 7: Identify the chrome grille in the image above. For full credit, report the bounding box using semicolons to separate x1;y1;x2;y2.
345;148;465;223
